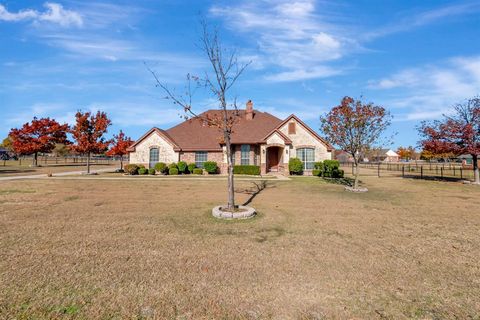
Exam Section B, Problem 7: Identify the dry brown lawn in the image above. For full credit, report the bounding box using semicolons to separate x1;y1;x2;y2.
0;163;118;177
0;174;479;319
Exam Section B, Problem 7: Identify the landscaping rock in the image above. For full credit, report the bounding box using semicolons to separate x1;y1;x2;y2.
344;186;368;193
212;205;256;219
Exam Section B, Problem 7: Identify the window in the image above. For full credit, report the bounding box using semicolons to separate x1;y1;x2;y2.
241;144;250;165
230;146;236;165
297;148;315;170
149;148;159;168
195;151;208;168
288;122;296;134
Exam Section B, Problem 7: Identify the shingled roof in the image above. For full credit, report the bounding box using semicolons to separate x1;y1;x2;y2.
165;110;283;151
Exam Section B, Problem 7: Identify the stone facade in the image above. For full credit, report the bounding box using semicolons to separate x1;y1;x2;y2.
129;115;333;175
129;131;179;167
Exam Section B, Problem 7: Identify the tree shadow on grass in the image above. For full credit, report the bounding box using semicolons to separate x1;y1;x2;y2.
235;180;274;206
320;177;356;187
0;169;36;175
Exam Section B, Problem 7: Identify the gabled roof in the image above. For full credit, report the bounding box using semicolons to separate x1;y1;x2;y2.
165;110;282;151
273;114;334;151
126;127;180;152
261;129;292;144
128;109;333;152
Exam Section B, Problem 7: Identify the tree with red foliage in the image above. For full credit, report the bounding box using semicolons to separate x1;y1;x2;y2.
8;117;69;166
419;96;480;184
320;96;393;191
106;130;133;171
70;111;112;174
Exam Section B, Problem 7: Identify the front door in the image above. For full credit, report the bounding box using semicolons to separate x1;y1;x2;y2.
267;147;279;172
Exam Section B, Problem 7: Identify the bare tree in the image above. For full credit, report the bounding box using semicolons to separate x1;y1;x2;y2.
147;21;250;211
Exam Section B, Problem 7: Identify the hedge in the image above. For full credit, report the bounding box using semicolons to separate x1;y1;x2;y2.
124;164;139;175
138;167;148;175
177;161;187;173
168;163;178;170
187;163;196;173
312;169;322;176
323;160;340;177
203;161;218;174
148;168;156;175
193;168;203;175
289;157;303;175
233;165;261;175
169;167;179;175
154;162;167;174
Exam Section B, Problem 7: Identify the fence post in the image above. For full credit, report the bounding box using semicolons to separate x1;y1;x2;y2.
402;166;405;177
377;163;380;177
421;166;423;179
441;167;443;179
453;166;456;176
460;167;463;179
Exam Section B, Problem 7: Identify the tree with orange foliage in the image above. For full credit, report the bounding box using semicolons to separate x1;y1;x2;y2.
396;146;417;160
419;96;480;184
106;130;133;171
8;117;69;166
70;111;112;174
321;97;393;191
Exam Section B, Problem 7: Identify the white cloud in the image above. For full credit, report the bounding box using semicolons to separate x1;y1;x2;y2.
210;0;356;82
0;2;83;27
369;56;480;121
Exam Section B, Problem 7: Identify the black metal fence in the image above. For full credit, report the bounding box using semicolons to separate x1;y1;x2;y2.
341;162;475;181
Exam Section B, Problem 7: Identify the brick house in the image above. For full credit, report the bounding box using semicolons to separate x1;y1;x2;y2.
127;101;333;175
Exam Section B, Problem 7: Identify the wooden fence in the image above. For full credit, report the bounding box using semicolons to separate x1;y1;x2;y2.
2;155;124;167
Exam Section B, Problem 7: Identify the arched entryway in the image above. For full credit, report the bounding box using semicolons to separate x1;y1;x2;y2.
266;146;284;172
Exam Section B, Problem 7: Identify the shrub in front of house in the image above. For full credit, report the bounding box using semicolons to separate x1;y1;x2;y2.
233;165;261;175
193;168;203;175
187;163;196;173
314;161;324;176
154;162;168;174
332;168;344;178
312;169;322;176
177;161;187;174
289;157;303;175
169;167;179;175
203;161;218;174
323;160;340;177
148;168;156;175
124;164;139;175
168;163;178;170
138;164;146;169
138;167;148;175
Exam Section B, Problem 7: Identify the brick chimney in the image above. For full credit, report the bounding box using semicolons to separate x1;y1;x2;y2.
246;100;254;120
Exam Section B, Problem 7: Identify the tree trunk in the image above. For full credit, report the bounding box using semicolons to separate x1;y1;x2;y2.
225;134;235;211
87;152;91;174
354;161;360;189
473;154;479;184
120;157;123;171
32;152;38;167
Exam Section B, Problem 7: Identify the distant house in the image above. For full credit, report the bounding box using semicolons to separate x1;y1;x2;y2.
127;101;333;175
368;149;400;162
334;150;354;163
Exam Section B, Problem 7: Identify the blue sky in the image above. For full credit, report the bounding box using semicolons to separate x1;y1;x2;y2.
1;0;479;148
